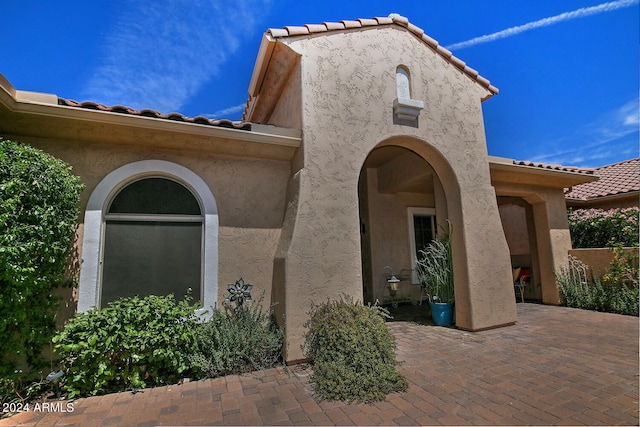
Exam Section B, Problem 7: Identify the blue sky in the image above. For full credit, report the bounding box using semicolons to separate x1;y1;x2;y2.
1;1;638;168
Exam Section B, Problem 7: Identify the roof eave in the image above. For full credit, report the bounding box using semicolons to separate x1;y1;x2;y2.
0;78;301;159
566;190;640;205
489;156;598;188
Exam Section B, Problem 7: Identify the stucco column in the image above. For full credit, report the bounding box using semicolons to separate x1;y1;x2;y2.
529;190;572;304
273;168;363;362
452;184;518;331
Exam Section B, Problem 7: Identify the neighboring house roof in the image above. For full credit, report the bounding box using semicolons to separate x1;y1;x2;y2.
513;160;595;175
264;13;499;96
565;158;639;201
58;98;251;131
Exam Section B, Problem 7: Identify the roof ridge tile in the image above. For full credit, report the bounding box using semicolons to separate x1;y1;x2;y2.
265;13;497;94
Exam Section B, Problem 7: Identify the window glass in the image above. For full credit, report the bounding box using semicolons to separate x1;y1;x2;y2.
101;221;202;307
101;177;203;308
413;215;436;261
407;207;437;284
108;177;201;215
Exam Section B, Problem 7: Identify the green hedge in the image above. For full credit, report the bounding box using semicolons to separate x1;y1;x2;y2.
568;208;639;248
0;138;83;381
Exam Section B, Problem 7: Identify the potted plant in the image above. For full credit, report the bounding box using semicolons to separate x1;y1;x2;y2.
415;226;455;326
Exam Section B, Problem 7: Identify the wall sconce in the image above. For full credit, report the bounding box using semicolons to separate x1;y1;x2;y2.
388;275;400;292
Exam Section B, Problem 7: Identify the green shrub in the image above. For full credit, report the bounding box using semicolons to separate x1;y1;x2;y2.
52;294;200;398
568;208;639;248
304;296;408;403
189;298;284;378
556;255;639;316
0;138;83;390
602;243;639;288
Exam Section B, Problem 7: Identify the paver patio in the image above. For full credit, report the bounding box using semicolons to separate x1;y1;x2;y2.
2;303;638;426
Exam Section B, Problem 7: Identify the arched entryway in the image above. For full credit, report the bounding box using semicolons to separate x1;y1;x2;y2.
358;144;448;306
497;196;543;302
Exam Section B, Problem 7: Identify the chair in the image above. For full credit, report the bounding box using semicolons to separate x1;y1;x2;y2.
514;267;531;303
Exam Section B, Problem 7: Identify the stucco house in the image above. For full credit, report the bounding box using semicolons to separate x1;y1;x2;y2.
0;14;596;362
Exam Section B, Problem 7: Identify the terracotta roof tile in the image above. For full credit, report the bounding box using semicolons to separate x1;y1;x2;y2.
374;16;394;25
284;26;309;36
58;98;251;130
305;24;327;33
358;18;379;27
565;158;639;200
323;21;345;31
266;13;498;95
421;33;439;48
342;20;362;29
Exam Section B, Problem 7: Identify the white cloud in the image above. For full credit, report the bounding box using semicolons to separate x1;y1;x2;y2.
529;97;639;167
205;103;247;120
446;0;639;50
83;0;269;113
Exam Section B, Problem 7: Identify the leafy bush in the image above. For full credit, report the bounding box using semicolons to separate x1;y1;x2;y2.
189;298;284;378
53;294;200;398
0;138;83;387
556;255;638;316
568;208;639;248
304;296;408;403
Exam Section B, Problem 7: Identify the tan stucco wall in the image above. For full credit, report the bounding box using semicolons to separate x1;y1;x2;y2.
11;136;290;311
270;27;517;360
499;205;530;255
570;247;639;278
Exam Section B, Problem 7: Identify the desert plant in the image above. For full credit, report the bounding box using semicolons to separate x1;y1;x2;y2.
52;293;200;398
0;138;83;391
602;243;639;288
189;294;284;378
556;255;638;316
303;295;408;403
415;229;454;304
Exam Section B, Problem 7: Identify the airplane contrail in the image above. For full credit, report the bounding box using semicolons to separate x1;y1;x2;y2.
446;0;638;50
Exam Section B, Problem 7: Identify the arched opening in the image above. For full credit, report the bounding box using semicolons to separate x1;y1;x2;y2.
358;144;449;305
78;160;219;315
497;197;542;302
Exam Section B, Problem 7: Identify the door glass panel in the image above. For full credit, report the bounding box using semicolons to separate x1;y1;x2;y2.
413;215;436;260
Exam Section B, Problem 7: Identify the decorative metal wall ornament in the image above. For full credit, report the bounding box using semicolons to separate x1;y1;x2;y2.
225;277;253;307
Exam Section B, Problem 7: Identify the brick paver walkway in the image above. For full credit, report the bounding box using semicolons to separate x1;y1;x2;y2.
2;303;638;426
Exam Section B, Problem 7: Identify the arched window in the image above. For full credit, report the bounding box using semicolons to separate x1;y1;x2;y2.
393;65;423;124
101;177;203;308
78;160;218;316
396;66;411;99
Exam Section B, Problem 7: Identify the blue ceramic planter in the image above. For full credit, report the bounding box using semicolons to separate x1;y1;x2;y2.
429;302;454;326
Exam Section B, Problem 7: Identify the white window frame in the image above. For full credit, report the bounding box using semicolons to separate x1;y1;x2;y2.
77;160;218;318
407;207;436;284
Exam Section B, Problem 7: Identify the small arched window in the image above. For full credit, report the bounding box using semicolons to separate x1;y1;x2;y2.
100;177;203;308
396;66;411;99
393;65;423;125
